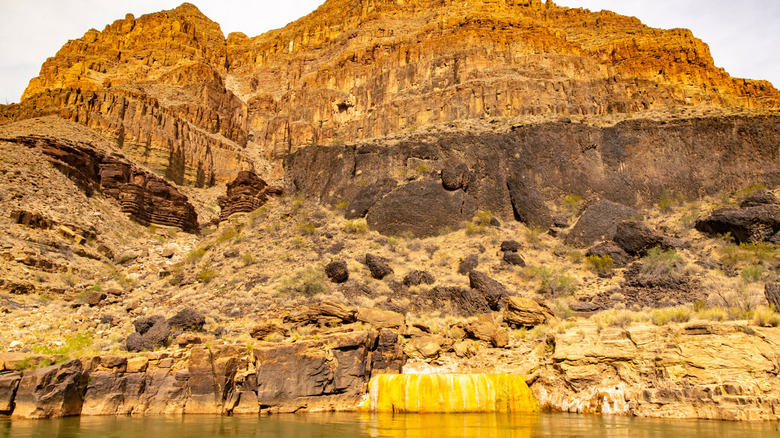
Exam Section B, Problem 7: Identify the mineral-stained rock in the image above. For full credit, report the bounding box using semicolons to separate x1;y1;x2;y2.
365;254;394;279
503;297;557;327
567;200;639;248
325;260;349;283
217;171;282;222
403;270;436;287
356;307;405;329
694;204;780;244
185;345;242;414
12;359;89;419
6;136;198;232
468;271;509;311
167;308;206;331
366;181;477;238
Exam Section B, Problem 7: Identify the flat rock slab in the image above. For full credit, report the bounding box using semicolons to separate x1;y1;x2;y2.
366;181;477;238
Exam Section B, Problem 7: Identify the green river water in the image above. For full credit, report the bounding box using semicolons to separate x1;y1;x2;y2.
2;413;779;438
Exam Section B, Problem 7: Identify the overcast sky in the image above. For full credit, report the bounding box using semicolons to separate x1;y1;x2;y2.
1;0;778;104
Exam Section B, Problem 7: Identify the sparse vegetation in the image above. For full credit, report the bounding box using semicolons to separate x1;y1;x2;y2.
277;268;328;298
585;255;614;276
651;306;692;325
343;218;369;234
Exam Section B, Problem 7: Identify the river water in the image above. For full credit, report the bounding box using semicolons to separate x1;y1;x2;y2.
2;413;779;438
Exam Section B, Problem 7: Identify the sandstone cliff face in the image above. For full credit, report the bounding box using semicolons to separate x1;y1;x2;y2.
5;3;250;187
227;0;780;157
3;0;778;185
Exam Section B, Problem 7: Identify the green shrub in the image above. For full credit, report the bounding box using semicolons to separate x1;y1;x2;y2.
216;227;238;244
752;306;780;327
185;247;207;264
657;189;673;212
278;268;328;297
562;195;583;217
241;253;255;267
585;255;615;276
740;264;766;283
651;306;692;325
32;332;94;359
196;266;216;284
343;219;368;234
415;163;430;173
528;267;577;296
297;220;317;235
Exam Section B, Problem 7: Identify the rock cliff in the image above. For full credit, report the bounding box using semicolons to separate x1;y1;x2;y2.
2;0;778;186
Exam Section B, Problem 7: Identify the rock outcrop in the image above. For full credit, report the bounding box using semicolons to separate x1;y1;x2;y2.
4;135;198;232
217;171;282;222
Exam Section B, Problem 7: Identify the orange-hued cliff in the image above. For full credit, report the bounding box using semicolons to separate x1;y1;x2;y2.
3;0;778;186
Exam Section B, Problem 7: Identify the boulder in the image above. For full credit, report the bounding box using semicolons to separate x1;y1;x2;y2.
468;271;509;311
126;320;171;352
739;189;778;208
506;171;553;229
586;241;631;267
250;320;288;340
0;372;21;412
403;270;436;287
566;200;638;248
87;291;107;306
458;254;480;275
217;170;282;222
695;204;780;244
410;336;443;359
312;301;356;323
503;296;557;327
613;220;667;256
500;240;522;252
466;314;509;348
765;283;780;311
12;359;89;419
503;251;526;266
345;178;397;219
325;260;349;283
133;315;165;335
167;308;205;331
366;181;477;238
425;286;491;317
356;307;405;329
366;254;394;279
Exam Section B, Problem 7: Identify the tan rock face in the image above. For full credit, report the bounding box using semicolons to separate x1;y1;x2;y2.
4;0;778;186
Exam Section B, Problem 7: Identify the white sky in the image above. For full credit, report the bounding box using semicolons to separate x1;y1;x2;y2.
0;0;778;104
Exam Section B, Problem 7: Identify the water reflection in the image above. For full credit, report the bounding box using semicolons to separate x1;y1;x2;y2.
1;412;779;438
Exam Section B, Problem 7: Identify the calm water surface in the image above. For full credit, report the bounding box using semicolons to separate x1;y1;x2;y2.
2;413;779;438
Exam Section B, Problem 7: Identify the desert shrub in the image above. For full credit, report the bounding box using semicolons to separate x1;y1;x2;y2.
196;266;216;284
561;195;583;217
241;253;255;267
216;227;238;244
528;267;577;296
657;189;673;212
334;201;348;213
740;264;766;283
733;183;767;199
752;306;780;327
585;255;615;276
705;275;765;315
343;219;368;234
415;163;430;173
719;242;780;270
185;247;207;264
651;306;692;325
465;210;495;235
297;220;317;235
278;268;328;298
386;236;402;252
638;248;686;283
695;306;728;322
524;226;546;249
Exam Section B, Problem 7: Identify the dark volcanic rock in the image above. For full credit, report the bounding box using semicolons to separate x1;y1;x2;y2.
366;181;477;238
325;260;349;283
217;170;282;222
468;271;509;311
133;315;165;335
167;308;206;331
345;178;397;219
441;163;471;191
424;286;491;317
695;204;780;244
403;270;436;287
739;189;778;208
566;200;638;248
500;240;522;252
506;171;553;229
613;220;678;256
458;254;479;275
586;241;631;267
503;251;526;266
765;283;780;311
366;254;394;279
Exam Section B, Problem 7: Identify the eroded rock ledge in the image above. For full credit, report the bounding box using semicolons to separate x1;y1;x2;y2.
3;135;199;232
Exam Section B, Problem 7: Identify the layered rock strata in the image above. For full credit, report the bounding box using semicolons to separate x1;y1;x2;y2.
4;135;198;232
217;171;282;222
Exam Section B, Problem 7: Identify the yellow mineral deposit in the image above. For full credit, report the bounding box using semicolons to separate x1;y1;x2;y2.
361;374;539;413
